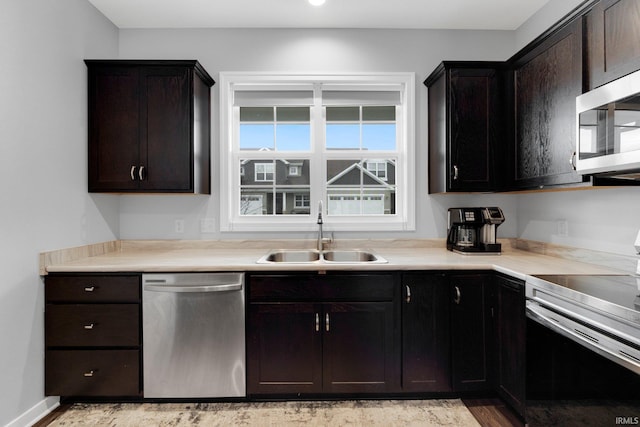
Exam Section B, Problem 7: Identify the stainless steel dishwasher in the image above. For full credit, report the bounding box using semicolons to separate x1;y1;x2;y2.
142;272;245;398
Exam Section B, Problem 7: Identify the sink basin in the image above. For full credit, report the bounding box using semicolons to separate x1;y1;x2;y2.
322;250;387;264
257;250;320;263
257;249;387;264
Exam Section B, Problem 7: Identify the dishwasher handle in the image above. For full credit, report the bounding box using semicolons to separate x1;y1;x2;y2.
144;283;242;293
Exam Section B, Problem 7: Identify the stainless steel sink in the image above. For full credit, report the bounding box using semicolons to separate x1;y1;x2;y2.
257;250;321;263
257;249;387;264
322;250;387;264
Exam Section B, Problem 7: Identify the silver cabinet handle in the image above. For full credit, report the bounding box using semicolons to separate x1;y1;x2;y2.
139;165;145;181
84;286;95;292
130;165;137;181
454;286;461;305
453;165;459;180
325;313;330;332
83;370;95;377
405;285;411;303
570;152;577;170
315;313;320;332
84;323;94;330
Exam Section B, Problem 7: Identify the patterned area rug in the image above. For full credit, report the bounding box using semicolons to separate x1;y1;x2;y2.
47;399;480;426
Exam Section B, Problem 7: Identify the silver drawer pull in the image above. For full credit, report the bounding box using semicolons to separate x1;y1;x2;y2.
325;313;330;332
315;313;320;332
130;165;137;181
83;370;95;377
84;286;95;292
84;323;94;330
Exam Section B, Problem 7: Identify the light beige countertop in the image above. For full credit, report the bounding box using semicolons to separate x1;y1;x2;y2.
40;239;627;280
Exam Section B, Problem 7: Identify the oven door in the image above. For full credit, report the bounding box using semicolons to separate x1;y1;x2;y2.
526;300;640;375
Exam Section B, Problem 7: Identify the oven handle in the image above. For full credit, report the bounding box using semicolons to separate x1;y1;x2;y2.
526;301;640;375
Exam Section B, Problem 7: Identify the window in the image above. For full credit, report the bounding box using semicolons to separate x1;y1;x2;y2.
254;162;275;182
220;73;415;232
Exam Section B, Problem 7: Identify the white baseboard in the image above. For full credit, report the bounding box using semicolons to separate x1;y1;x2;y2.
6;396;59;427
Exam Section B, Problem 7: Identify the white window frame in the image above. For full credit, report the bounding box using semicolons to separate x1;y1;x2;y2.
219;72;416;232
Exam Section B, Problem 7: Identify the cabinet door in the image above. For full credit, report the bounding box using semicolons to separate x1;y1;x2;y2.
322;302;396;393
426;63;503;193
512;18;586;189
247;303;322;395
88;66;140;192
450;274;494;392
401;273;451;392
495;275;526;417
139;66;193;191
585;0;640;89
448;68;501;192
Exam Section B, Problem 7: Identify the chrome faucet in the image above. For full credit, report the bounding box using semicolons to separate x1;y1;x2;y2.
317;200;324;252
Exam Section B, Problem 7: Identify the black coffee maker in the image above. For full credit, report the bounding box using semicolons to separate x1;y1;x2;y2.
447;207;505;254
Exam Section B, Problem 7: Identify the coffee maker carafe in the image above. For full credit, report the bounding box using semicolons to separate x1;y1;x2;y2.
447;207;505;254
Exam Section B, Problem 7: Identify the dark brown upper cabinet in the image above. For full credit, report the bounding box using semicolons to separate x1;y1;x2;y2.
584;0;640;90
509;17;588;190
86;60;214;194
425;62;506;193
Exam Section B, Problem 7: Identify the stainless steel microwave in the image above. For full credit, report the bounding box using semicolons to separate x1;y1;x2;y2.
576;69;640;179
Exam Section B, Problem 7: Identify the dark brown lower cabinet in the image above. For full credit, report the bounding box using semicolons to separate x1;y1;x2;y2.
401;273;451;392
247;273;399;396
495;274;526;418
323;302;395;393
449;273;494;392
45;350;139;397
44;274;141;397
248;303;323;394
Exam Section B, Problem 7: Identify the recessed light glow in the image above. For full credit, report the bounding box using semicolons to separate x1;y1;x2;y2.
308;0;326;6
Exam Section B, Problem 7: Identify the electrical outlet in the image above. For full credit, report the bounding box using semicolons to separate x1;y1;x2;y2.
174;219;185;233
557;220;568;237
200;218;216;233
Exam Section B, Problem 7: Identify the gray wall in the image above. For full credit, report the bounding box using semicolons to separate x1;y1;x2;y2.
0;1;119;425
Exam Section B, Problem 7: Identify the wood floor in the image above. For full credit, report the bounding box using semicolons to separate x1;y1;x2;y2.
34;398;523;427
463;398;524;427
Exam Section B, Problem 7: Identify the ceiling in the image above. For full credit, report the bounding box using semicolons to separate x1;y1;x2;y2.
87;0;554;30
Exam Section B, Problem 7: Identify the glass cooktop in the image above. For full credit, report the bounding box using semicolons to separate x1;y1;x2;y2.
532;274;640;313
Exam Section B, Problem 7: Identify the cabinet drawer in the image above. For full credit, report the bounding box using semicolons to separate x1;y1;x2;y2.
45;349;140;396
249;274;395;301
46;304;139;347
46;275;140;303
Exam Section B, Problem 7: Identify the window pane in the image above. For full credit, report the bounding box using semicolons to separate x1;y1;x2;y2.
240;192;268;215
362;124;396;150
276;124;310;151
240;124;274;150
326;106;359;121
276;159;310;184
363;106;395;121
277;107;310;121
240;107;273;121
326;124;360;149
326;159;396;215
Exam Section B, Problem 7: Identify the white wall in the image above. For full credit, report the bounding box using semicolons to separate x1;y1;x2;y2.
117;28;520;242
0;1;119;425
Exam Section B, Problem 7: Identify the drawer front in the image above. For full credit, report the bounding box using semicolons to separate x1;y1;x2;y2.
45;349;140;396
249;274;395;301
46;275;140;303
46;304;139;347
